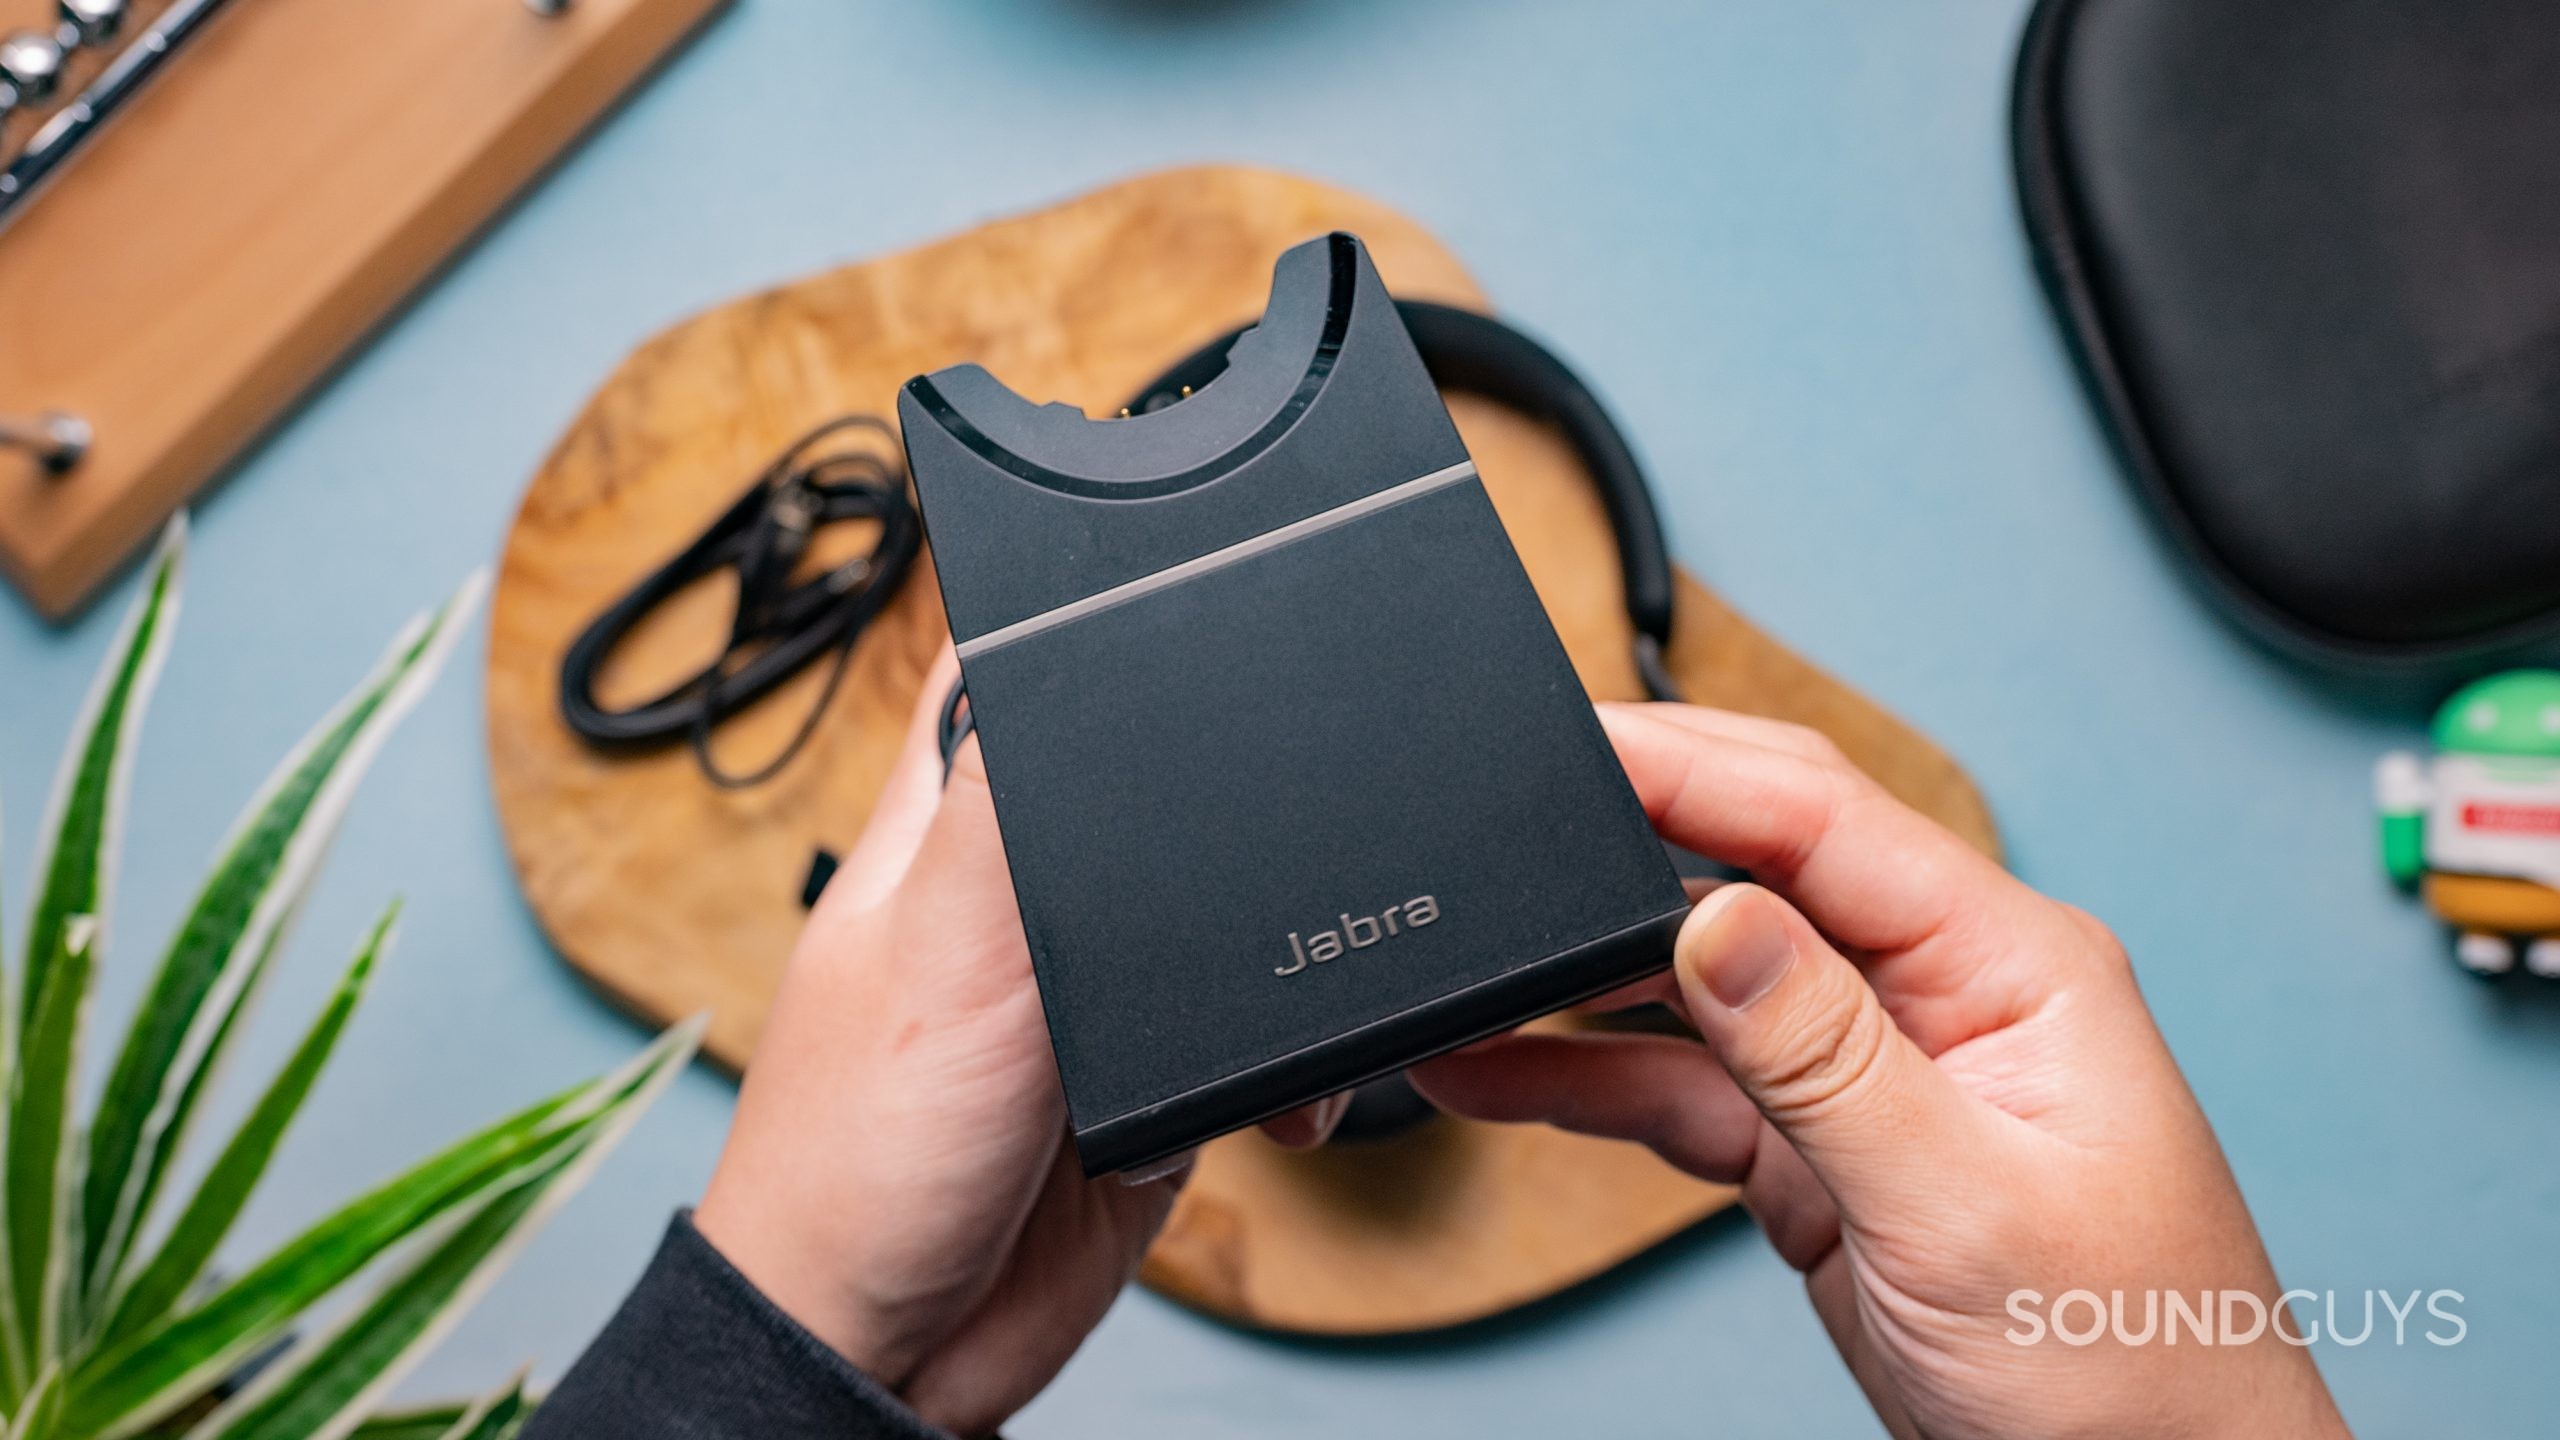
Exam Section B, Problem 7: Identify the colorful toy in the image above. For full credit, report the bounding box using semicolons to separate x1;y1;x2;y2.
2378;670;2560;976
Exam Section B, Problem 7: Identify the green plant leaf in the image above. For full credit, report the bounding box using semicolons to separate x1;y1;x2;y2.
341;1373;533;1440
4;1363;62;1440
19;521;182;1027
4;522;181;1381
426;1373;530;1440
80;572;487;1310
67;1100;582;1439
66;1019;701;1440
5;919;97;1381
93;906;395;1351
360;1372;529;1440
0;778;18;1407
183;1164;562;1440
183;1023;698;1440
346;1403;467;1440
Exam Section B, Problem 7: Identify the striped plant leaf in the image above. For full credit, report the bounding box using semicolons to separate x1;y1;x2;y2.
65;1101;583;1439
80;572;487;1310
184;1023;698;1440
365;1374;527;1440
186;1173;560;1440
347;1403;468;1440
65;1020;700;1440
2;1364;59;1440
92;907;395;1351
4;918;97;1384
0;788;19;1409
18;521;182;1029
6;524;182;1381
429;1379;530;1440
348;1372;529;1440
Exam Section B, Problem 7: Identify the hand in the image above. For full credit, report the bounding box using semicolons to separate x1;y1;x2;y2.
696;652;1340;1437
1411;704;2350;1440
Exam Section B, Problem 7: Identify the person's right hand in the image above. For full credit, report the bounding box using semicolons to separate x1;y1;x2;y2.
1411;704;2351;1440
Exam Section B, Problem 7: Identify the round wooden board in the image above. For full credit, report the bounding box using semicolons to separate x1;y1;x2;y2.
487;165;1999;1335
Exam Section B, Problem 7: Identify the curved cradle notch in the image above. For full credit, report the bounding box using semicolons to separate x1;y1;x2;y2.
902;233;1357;501
898;233;1469;648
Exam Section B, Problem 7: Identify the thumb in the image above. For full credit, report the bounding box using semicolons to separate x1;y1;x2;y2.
1676;884;1984;1221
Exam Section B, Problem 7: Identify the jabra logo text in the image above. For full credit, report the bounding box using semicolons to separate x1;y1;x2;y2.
1278;896;1441;976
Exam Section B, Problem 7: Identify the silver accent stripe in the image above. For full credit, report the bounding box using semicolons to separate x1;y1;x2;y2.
954;461;1479;660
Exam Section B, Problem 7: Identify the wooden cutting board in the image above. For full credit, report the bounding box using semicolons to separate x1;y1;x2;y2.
485;165;2000;1334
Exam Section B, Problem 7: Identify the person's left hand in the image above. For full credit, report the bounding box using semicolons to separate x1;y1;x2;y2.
696;650;1342;1437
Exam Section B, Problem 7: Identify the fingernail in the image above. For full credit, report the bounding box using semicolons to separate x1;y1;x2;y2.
1694;888;1795;1010
1320;1089;1354;1139
1120;1147;1197;1186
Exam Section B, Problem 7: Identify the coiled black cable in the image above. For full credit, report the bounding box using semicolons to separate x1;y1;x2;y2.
558;416;922;789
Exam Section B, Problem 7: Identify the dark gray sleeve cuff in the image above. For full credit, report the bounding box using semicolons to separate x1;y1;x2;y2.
523;1210;952;1440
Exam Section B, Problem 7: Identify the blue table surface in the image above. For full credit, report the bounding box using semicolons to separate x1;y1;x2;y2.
5;0;2555;1433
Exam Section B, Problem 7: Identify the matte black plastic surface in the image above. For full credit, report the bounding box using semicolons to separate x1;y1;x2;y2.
904;235;1470;646
2016;0;2560;661
901;234;1688;1174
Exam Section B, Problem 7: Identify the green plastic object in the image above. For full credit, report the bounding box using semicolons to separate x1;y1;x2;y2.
2378;668;2560;977
2382;813;2425;887
2428;669;2560;756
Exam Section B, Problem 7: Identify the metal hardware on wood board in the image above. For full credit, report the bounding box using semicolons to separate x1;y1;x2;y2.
0;411;91;473
2;0;241;229
0;1;131;124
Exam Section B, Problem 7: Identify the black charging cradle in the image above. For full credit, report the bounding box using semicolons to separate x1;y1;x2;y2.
899;234;1689;1176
